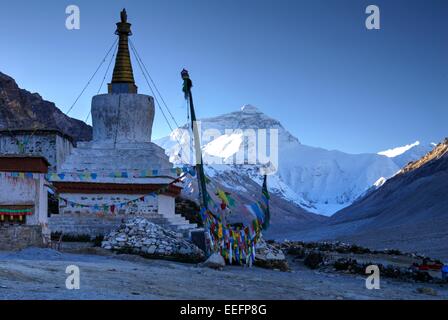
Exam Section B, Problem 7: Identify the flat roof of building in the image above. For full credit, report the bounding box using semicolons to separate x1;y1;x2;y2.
0;129;75;143
0;155;50;173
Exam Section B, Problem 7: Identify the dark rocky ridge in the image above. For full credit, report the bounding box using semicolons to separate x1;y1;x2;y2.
0;72;92;142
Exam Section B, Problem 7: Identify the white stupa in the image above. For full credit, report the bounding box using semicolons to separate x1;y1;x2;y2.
50;10;197;237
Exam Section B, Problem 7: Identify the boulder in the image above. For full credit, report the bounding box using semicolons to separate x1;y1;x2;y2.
203;253;226;269
102;218;205;263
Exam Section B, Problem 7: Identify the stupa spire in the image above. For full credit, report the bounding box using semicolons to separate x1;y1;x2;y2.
108;9;138;94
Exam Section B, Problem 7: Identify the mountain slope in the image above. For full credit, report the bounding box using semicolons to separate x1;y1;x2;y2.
0;72;92;141
332;138;448;225
156;105;403;216
180;165;328;235
378;140;434;168
286;139;448;260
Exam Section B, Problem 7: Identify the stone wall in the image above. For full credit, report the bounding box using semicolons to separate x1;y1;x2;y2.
49;209;198;238
0;225;43;250
55;134;74;172
49;213;126;237
0;131;73;173
52;193;198;238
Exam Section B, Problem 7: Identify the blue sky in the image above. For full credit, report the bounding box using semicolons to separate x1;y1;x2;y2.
0;0;446;154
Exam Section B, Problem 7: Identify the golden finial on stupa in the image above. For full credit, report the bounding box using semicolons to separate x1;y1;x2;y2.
108;9;137;94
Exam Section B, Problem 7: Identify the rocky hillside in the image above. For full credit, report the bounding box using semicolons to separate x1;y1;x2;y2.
378;141;434;168
284;138;448;260
399;139;448;174
0;72;92;141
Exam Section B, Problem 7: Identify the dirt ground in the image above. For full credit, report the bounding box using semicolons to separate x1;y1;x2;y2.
0;247;447;300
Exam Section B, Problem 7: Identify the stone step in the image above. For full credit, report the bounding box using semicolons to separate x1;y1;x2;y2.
164;216;189;224
167;220;197;228
163;218;197;228
49;210;200;239
175;225;198;231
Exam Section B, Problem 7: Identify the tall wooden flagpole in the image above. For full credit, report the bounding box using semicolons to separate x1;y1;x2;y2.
181;69;209;210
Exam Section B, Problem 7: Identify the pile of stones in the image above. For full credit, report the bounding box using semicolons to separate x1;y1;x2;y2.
281;241;374;255
101;218;205;263
280;240;442;261
279;240;445;284
255;239;289;271
332;258;438;283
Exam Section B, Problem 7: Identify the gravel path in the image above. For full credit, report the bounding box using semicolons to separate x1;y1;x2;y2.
0;248;446;300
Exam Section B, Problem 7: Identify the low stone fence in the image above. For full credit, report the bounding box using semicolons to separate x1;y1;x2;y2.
49;213;125;238
0;225;43;250
49;211;198;239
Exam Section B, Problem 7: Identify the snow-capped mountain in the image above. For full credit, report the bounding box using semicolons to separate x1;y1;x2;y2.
289;138;448;260
378;140;434;168
156;105;427;216
178;163;327;235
